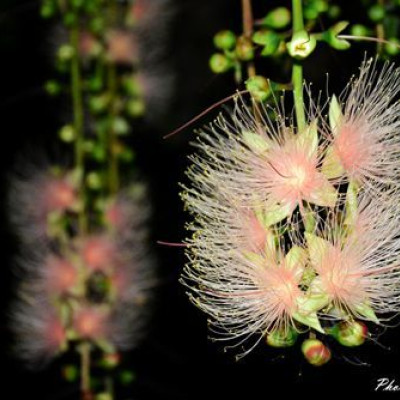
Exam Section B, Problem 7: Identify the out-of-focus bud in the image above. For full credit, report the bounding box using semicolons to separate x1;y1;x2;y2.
368;5;385;23
261;7;291;29
214;30;237;50
246;75;270;102
236;36;254;61
266;327;298;348
126;99;145;118
99;352;121;369
385;38;400;56
113;117;130;136
301;339;331;366
119;370;136;386
350;24;370;37
62;364;79;382
96;393;112;400
57;44;75;62
209;53;232;74
45;80;62;96
89;94;110;114
287;31;317;59
59;125;76;143
86;172;103;190
41;0;57;19
329;321;368;347
328;5;341;19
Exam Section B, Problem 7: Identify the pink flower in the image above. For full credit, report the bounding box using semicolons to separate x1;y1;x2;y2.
42;256;78;295
322;58;400;191
73;306;109;340
81;235;119;272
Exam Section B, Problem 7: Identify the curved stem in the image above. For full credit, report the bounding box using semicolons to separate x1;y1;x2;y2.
291;0;306;131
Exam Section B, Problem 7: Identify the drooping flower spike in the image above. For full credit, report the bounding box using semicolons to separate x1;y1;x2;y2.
322;58;400;193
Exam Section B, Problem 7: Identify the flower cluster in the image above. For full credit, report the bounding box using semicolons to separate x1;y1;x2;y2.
181;58;400;362
11;169;153;366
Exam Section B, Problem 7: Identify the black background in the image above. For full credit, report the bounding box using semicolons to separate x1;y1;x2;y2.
0;0;399;398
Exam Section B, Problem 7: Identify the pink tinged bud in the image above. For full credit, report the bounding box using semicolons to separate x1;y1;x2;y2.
330;321;368;347
106;30;137;64
74;308;107;340
43;256;78;295
79;31;100;58
100;352;121;369
301;339;331;366
82;236;117;271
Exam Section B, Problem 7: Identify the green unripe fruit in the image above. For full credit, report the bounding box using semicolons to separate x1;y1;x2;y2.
329;321;368;347
214;30;236;50
236;36;254;61
209;53;231;73
246;75;270;102
262;7;291;29
266;327;298;348
368;5;385;23
301;339;331;366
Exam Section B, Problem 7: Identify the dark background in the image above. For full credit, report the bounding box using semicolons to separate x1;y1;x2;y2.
0;0;399;398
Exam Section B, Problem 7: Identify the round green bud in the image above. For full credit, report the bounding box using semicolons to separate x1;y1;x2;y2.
385;38;400;56
126;99;146;118
70;0;84;9
92;145;107;162
89;17;105;34
209;53;231;74
214;30;236;50
45;80;61;96
113;117;130;136
40;1;57;19
287;30;317;59
350;24;369;37
86;172;103;190
328;5;341;19
329;321;368;347
119;370;136;386
59;125;76;143
89;94;110;114
262;7;291;29
368;5;385;23
57;44;75;62
315;0;328;13
245;75;270;102
62;365;78;382
236;36;254;61
99;353;121;369
266;327;298;348
63;12;77;27
301;339;331;367
118;148;135;163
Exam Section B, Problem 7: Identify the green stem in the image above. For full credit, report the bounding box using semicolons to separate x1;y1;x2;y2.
70;25;87;234
291;0;306;131
79;342;92;400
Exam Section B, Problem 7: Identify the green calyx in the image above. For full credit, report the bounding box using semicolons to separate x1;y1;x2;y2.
267;327;298;348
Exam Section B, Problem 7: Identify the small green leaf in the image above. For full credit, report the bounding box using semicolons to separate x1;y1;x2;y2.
321;146;345;179
261;201;293;227
308;178;338;207
297;120;318;158
344;180;359;225
305;232;331;269
297;293;330;314
285;246;307;272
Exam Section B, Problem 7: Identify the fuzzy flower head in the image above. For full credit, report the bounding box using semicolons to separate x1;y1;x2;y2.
305;188;400;323
73;306;109;340
81;235;119;272
322;58;400;192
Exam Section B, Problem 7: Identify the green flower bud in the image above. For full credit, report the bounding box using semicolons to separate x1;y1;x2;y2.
328;5;341;19
126;99;145;118
59;125;76;143
113;117;130;136
315;0;328;13
95;394;112;400
245;75;270;102
287;31;317;59
40;0;57;19
119;370;136;386
45;80;61;96
350;24;370;37
62;365;78;382
99;352;121;369
301;339;331;366
267;327;298;348
57;44;75;62
368;5;385;23
385;38;400;56
261;7;291;29
89;94;110;114
209;53;232;73
214;30;236;50
86;172;103;190
63;12;77;27
236;36;254;61
329;321;368;347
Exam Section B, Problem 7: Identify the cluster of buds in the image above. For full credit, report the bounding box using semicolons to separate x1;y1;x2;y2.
182;58;400;364
11;169;153;366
